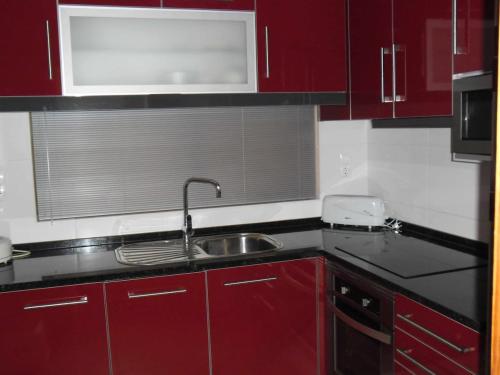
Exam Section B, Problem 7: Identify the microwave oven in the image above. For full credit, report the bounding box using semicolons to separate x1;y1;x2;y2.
452;73;494;159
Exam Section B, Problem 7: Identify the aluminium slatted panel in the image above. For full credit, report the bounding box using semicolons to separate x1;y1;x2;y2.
31;106;316;221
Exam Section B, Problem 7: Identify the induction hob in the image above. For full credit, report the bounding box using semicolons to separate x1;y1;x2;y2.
322;229;487;279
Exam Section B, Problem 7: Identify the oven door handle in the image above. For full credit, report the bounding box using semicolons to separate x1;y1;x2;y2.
333;305;392;345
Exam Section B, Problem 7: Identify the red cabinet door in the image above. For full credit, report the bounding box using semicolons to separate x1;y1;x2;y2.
393;0;453;117
0;284;110;375
0;0;61;96
349;0;394;119
208;258;319;375
106;272;210;375
454;0;495;74
59;0;161;6
162;0;254;10
256;0;347;93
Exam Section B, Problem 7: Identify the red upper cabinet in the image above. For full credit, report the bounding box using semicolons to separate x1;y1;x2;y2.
393;0;452;118
0;0;61;96
0;283;110;375
106;272;210;375
349;0;452;120
256;0;347;93
59;0;161;6
162;0;254;10
207;258;320;375
349;0;394;120
454;0;495;74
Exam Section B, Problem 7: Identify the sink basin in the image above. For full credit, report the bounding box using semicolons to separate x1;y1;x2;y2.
194;233;282;256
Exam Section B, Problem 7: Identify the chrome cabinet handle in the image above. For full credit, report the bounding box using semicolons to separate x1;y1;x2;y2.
396;349;436;375
396;314;476;353
453;0;458;55
224;276;277;287
393;44;407;102
24;296;88;310
380;47;393;103
128;289;187;299
333;305;392;345
45;20;53;80
264;26;270;79
394;359;417;375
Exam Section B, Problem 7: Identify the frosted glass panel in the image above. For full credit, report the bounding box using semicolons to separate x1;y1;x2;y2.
59;6;256;95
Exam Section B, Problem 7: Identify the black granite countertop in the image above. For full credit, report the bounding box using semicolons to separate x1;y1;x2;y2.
0;219;489;332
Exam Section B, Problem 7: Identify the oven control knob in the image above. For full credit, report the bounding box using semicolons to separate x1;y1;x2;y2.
340;286;350;295
362;298;372;308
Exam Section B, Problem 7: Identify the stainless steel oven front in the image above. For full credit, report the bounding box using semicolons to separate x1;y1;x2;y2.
327;262;394;375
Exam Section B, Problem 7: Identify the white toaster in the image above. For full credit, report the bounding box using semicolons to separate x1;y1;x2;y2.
322;195;386;227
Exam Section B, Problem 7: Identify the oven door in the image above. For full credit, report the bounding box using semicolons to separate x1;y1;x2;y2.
332;299;393;375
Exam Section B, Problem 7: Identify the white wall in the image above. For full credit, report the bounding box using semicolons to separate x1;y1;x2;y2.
367;126;491;242
0;113;490;243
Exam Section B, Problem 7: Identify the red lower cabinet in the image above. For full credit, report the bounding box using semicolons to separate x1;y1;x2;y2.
0;283;110;375
394;294;481;375
106;272;210;375
207;258;320;375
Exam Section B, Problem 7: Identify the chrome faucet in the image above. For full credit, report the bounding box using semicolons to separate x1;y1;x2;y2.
183;177;222;248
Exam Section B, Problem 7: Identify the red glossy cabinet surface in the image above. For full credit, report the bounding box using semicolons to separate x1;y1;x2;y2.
106;272;210;375
349;0;452;119
256;0;347;93
0;0;61;96
393;0;452;118
162;0;254;10
349;0;394;119
0;283;109;375
59;0;161;6
454;0;495;74
208;258;319;375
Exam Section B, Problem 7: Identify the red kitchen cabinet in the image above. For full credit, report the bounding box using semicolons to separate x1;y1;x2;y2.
162;0;254;10
394;294;481;375
349;0;394;119
0;283;110;375
454;0;495;74
256;0;347;93
0;0;61;96
59;0;161;6
349;0;452;119
207;258;319;375
106;272;210;375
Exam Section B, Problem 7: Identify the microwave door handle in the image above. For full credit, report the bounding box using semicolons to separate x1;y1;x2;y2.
333;305;392;345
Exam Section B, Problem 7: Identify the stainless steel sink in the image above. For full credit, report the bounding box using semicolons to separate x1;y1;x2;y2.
115;233;282;266
193;233;283;256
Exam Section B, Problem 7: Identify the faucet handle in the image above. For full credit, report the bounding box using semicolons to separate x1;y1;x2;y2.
184;214;194;236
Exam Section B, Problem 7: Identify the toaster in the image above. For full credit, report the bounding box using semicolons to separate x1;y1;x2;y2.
322;195;386;227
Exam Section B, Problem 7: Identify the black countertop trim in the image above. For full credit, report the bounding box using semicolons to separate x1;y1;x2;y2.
0;93;346;112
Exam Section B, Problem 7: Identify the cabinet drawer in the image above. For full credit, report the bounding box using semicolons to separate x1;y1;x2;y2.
395;327;473;375
59;0;161;6
395;294;480;374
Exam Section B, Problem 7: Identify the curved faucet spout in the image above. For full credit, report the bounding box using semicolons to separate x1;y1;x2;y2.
183;177;222;248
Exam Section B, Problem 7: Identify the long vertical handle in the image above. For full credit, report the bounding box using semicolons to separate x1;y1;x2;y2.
394;44;407;102
453;0;458;55
264;26;270;79
380;47;393;103
45;20;53;80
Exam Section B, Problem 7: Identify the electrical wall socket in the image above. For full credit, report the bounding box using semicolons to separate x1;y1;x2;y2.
340;165;351;177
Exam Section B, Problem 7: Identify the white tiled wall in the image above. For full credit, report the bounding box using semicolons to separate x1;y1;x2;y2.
0;113;490;243
366;126;491;242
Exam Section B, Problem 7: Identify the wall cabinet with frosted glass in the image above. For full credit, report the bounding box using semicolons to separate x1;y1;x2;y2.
58;6;257;95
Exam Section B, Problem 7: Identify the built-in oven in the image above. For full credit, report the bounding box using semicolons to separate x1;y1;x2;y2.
327;262;394;375
452;73;494;159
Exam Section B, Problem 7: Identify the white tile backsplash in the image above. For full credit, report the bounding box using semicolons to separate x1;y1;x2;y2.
0;113;490;243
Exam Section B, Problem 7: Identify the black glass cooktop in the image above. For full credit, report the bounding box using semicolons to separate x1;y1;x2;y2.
322;229;487;279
